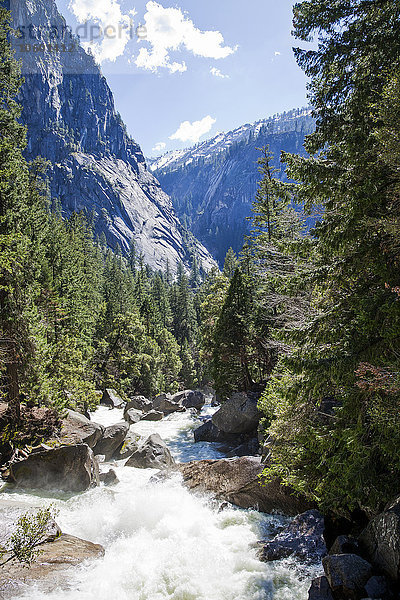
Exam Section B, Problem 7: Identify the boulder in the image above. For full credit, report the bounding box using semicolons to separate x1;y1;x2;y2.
153;393;182;415
171;390;191;403
363;575;389;599
226;437;260;457
101;388;124;408
322;554;373;599
141;410;163;421
10;444;99;492
93;422;129;461
359;495;400;580
329;535;360;556
124;408;143;425
99;468;119;486
308;576;334;600
258;510;327;564
178;456;313;515
212;392;261;434
0;533;104;597
124;395;153;414
194;420;234;443
115;431;143;460
172;390;205;411
59;410;104;449
125;434;175;470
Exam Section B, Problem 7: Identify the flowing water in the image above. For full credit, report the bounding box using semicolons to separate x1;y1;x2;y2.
0;405;320;600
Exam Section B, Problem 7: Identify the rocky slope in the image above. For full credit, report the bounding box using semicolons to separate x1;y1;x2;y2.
7;0;215;273
150;109;315;265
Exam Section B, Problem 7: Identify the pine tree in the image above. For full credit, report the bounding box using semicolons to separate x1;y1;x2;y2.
260;0;400;513
0;8;42;421
222;248;238;279
212;268;253;400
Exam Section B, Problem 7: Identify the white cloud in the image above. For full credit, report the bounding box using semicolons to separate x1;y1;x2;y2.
153;141;166;152
169;115;216;144
135;1;237;73
274;51;281;56
210;67;229;79
69;0;135;63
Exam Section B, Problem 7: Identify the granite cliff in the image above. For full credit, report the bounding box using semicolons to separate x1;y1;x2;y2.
7;0;215;273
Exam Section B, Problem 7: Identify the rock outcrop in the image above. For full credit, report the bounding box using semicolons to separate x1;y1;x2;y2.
124;408;144;425
9;0;216;274
141;410;163;421
308;576;334;600
0;534;104;598
172;390;206;411
93;422;129;461
116;431;143;460
193;420;234;443
125;434;175;470
322;554;373;599
153;393;182;415
359;494;400;580
99;468;119;486
125;396;153;414
101;389;124;408
59;410;103;449
178;456;312;515
10;444;99;492
258;510;327;564
211;392;261;435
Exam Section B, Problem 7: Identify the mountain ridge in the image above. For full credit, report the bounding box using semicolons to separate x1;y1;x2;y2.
7;0;216;273
150;108;315;264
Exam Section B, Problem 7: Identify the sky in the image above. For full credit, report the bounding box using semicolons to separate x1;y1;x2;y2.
55;0;310;156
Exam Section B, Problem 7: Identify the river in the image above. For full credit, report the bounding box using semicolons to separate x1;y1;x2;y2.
0;404;320;599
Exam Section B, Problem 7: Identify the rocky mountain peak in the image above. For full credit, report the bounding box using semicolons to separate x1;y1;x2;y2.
8;0;216;273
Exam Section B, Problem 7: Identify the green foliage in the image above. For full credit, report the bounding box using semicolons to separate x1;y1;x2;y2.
258;0;400;515
0;506;59;567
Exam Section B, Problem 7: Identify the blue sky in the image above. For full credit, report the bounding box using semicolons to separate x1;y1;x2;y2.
56;0;309;156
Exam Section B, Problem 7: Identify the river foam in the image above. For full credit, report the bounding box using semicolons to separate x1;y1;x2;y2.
1;405;320;600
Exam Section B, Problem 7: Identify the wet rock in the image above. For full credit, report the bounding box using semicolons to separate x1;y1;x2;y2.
59;410;104;449
99;469;119;486
308;576;334;600
124;395;153;414
359;494;400;581
212;392;261;434
124;408;143;425
153;393;182;415
116;431;143;460
258;510;327;564
125;434;175;470
10;444;99;492
329;535;360;556
93;422;129;461
178;456;313;515
124;396;153;413
322;554;373;599
181;390;206;411
0;534;104;597
171;390;191;403
141;410;163;421
101;388;124;408
193;420;234;443
226;437;259;457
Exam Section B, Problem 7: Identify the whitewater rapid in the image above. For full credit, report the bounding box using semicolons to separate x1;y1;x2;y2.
0;405;319;600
